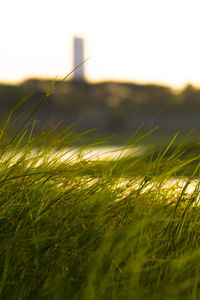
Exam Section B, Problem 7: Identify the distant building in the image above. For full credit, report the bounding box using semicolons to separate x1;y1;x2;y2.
73;37;85;81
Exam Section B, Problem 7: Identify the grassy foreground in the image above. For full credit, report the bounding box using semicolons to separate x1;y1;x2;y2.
1;123;200;299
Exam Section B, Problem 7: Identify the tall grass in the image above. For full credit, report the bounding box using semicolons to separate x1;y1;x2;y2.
1;90;200;299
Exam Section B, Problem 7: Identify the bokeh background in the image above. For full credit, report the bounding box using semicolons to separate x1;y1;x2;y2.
1;0;200;144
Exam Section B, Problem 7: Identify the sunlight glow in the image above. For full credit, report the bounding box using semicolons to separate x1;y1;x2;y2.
1;0;200;88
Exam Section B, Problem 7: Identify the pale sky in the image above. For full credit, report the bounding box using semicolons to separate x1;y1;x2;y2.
1;0;200;88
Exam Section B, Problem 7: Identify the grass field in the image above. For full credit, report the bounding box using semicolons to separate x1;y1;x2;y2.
1;80;200;299
1;119;200;300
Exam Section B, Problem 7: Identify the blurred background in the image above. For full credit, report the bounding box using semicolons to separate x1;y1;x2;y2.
1;0;200;144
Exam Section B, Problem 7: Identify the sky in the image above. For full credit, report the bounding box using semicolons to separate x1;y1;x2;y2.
1;0;200;88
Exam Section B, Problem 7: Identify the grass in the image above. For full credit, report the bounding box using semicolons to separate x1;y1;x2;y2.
1;90;200;299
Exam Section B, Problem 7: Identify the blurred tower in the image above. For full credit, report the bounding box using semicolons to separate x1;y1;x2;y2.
73;37;85;81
